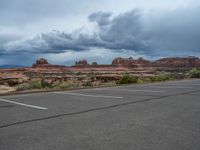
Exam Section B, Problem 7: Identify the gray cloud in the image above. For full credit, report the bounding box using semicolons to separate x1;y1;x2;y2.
88;11;112;26
0;0;84;26
1;10;147;54
98;10;147;51
145;6;200;53
1;4;200;59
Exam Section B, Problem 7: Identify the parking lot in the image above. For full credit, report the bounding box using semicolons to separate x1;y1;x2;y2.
0;79;200;150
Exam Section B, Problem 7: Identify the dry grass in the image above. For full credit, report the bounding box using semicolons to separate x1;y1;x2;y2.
0;85;16;94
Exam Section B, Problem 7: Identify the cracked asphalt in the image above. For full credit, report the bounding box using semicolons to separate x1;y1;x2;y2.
0;79;200;150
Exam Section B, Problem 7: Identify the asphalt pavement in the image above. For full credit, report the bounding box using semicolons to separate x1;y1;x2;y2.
0;79;200;150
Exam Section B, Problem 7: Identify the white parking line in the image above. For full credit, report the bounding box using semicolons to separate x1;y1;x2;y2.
0;98;48;110
150;86;194;89
119;89;165;93
168;84;199;86
54;92;123;99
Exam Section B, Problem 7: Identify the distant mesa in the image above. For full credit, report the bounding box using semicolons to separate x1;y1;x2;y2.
92;62;98;66
31;56;200;69
73;60;98;67
137;57;151;66
32;58;65;68
112;57;150;67
32;58;49;67
36;58;49;65
74;59;90;67
153;56;200;68
2;56;200;89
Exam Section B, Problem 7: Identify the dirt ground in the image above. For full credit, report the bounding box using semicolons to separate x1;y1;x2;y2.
0;85;16;94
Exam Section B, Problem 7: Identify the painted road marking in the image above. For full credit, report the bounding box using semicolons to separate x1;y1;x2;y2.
54;92;123;99
118;89;165;93
150;86;194;89
0;98;48;110
168;84;199;86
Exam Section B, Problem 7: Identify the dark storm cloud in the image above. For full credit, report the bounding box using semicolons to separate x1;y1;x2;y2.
1;4;200;56
97;10;148;51
88;11;112;26
145;6;200;53
2;10;147;54
2;31;104;54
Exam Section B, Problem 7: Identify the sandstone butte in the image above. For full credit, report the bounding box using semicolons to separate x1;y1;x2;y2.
0;56;200;87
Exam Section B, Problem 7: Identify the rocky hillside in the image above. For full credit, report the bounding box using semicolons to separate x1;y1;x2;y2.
0;56;200;90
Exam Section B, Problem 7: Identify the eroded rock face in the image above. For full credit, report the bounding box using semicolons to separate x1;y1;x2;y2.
112;56;200;68
36;58;49;65
92;62;98;66
137;57;151;66
112;57;150;67
32;58;49;67
32;58;65;68
112;57;137;67
152;56;200;68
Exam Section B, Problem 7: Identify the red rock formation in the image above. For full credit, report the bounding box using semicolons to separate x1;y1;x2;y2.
112;57;138;67
74;59;89;67
152;56;200;68
92;62;98;66
112;57;150;67
37;58;48;65
137;57;151;66
32;58;65;68
32;58;49;67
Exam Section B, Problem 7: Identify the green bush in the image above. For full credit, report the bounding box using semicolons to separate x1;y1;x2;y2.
17;83;31;91
41;78;52;88
51;81;61;89
59;82;71;89
187;68;200;78
117;75;138;84
29;78;42;89
150;73;174;82
51;81;71;89
141;77;151;83
137;78;144;84
117;73;174;85
17;79;71;91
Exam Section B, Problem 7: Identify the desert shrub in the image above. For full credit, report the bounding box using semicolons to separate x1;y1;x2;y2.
16;83;31;91
117;75;138;84
59;82;71;89
102;81;116;87
84;81;92;86
76;72;82;75
29;78;42;89
41;78;52;88
51;81;60;89
51;81;71;89
172;73;185;79
137;78;144;84
90;75;96;82
73;82;82;88
186;68;200;78
7;79;19;87
141;77;151;83
150;73;174;82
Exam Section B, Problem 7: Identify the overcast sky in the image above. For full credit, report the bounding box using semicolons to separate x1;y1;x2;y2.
0;0;200;65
